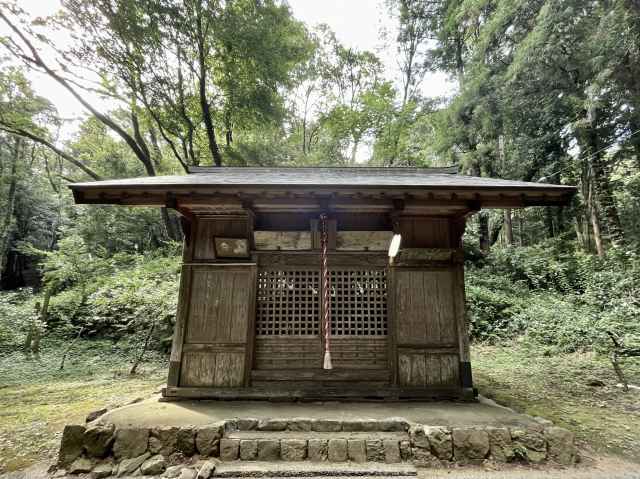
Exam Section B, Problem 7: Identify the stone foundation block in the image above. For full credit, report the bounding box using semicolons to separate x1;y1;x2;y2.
399;440;412;461
347;439;366;463
307;439;328;461
117;452;150;477
84;424;115;459
257;419;288;431
452;428;489;464
176;428;196;456
342;419;378;432
69;457;94;474
383;439;401;463
512;428;546;463
219;439;240;461
141;454;167;475
113;428;149;460
150;427;179;457
311;419;342;432
58;424;86;466
486;427;514;462
281;439;307;461
365;439;385;462
411;447;439;467
408;425;429;449
236;418;258;431
257;439;280;461
91;461;113;478
424;426;453;460
379;418;410;432
195;424;223;457
287;418;313;432
239;439;258;460
544;427;576;465
328;439;348;462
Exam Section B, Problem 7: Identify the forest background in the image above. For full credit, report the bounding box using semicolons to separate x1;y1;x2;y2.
0;0;639;472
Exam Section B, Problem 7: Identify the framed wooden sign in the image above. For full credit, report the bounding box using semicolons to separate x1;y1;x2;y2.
214;237;250;258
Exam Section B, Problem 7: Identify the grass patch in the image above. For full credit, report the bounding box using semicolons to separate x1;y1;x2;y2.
0;339;168;473
473;342;640;461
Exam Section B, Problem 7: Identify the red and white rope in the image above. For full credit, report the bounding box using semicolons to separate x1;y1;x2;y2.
320;213;332;370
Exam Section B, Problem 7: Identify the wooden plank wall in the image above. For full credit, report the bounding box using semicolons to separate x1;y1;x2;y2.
172;214;257;389
392;216;463;389
179;264;257;387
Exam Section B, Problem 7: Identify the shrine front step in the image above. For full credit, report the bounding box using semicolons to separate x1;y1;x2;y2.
214;461;417;478
221;431;411;463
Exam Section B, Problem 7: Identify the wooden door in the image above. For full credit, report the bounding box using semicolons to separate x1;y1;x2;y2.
252;255;389;381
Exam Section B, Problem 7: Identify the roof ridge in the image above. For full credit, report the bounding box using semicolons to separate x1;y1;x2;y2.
187;165;460;174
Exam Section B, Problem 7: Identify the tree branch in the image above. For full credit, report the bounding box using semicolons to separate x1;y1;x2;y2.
0;125;102;180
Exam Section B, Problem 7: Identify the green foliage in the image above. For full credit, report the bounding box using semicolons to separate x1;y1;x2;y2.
0;288;37;351
466;240;640;353
1;240;181;351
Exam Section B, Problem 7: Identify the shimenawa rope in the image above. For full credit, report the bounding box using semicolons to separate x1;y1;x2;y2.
320;213;332;370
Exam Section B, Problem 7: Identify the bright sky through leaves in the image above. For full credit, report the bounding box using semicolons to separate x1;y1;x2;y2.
2;0;455;128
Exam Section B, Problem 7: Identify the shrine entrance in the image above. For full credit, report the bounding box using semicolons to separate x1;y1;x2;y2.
251;252;391;387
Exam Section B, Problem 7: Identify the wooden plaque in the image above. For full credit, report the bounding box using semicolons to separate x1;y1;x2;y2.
214;237;250;258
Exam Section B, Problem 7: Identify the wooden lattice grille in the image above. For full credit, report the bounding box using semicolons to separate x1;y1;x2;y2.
330;269;387;336
256;270;320;336
256;268;388;337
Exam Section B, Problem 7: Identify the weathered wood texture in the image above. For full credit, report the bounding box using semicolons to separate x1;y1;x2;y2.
254;231;312;250
254;337;388;371
178;264;256;388
193;215;250;261
397;350;460;387
335;231;393;251
393;268;460;388
394;217;451;248
394;269;458;346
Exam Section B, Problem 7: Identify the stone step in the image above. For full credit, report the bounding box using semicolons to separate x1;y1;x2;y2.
226;431;409;441
220;434;411;463
230;418;410;433
214;461;418;478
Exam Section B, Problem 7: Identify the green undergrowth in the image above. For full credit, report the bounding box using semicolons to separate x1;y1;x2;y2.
0;339;168;473
473;342;640;462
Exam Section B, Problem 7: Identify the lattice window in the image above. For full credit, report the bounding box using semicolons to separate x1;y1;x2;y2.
330;269;387;336
256;270;320;336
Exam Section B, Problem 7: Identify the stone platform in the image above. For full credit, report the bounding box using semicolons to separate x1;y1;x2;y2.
94;396;538;429
55;397;577;478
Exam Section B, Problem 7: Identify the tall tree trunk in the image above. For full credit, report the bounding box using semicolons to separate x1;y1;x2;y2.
574;217;586;250
590;151;624;245
195;6;222;167
581;106;624;245
590;204;605;257
586;176;605;257
544;207;555;238
518;212;525;246
478;212;490;253
504;209;514;245
0;137;21;285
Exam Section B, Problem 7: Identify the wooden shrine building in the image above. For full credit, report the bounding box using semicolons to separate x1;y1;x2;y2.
69;167;575;401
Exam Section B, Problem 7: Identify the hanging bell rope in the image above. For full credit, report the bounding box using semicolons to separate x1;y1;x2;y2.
320;213;332;370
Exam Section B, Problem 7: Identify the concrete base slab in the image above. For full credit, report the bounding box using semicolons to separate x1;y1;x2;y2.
213;461;417;477
95;396;535;429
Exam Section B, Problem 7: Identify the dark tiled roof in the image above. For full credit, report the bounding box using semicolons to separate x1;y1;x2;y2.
69;167;576;192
